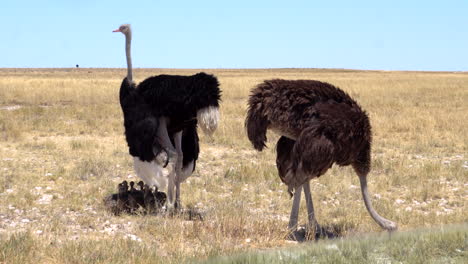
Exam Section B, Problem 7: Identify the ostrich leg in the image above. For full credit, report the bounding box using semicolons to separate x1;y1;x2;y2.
303;181;321;235
358;173;397;231
157;117;178;210
173;131;184;209
288;184;308;241
288;184;303;231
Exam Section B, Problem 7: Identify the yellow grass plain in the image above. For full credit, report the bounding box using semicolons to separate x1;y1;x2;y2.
0;68;467;263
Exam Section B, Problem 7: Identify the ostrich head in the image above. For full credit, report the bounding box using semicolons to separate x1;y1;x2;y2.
112;24;131;36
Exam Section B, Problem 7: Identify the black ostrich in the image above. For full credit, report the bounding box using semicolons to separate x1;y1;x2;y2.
113;24;221;209
246;79;397;239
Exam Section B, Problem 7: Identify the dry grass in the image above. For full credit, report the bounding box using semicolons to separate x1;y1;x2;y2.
0;68;467;263
204;224;468;264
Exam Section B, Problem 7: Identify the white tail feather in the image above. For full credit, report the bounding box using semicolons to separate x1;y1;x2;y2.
197;106;219;135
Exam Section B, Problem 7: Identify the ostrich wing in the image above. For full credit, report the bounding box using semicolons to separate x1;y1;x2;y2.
137;75;190;115
127;117;165;162
137;73;221;119
245;104;269;151
277;126;335;189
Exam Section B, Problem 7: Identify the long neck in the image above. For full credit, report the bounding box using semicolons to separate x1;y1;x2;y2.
359;174;397;231
125;31;133;83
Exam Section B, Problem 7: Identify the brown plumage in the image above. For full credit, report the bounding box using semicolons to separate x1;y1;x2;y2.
246;79;396;239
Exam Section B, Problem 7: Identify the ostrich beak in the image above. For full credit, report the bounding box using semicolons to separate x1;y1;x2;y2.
112;29;121;32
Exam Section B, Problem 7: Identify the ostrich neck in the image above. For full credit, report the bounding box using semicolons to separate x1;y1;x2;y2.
125;32;133;83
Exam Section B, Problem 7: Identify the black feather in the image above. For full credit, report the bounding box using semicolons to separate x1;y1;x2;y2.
119;73;220;169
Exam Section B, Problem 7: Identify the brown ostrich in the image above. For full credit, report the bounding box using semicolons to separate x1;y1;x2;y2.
245;79;397;239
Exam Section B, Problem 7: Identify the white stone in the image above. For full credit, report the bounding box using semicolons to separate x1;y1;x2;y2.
125;234;142;242
37;194;54;205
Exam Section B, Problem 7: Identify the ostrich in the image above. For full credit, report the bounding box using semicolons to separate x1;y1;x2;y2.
113;24;221;210
245;79;397;239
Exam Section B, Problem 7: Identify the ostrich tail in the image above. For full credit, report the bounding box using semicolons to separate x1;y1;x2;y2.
245;105;268;151
197;106;219;136
193;73;221;136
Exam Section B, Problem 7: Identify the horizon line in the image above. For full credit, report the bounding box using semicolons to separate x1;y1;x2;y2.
0;67;466;74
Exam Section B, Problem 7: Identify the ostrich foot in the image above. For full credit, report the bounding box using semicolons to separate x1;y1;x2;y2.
306;224;338;240
174;200;181;210
287;227;307;242
165;202;182;216
287;224;338;242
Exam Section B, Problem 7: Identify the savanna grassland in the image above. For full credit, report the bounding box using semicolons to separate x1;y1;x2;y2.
0;68;467;263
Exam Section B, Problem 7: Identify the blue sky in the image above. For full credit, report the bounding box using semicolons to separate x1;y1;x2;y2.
2;0;467;70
